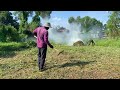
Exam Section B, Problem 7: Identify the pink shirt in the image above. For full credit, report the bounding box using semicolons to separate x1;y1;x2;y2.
33;26;52;48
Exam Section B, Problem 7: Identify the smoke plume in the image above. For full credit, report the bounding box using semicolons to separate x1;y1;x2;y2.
42;18;103;46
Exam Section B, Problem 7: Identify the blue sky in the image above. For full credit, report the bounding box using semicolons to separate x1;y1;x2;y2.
37;11;109;27
11;11;109;27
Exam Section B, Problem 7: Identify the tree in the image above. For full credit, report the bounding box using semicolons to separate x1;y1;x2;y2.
29;11;52;32
14;11;52;33
68;17;76;23
13;11;33;33
106;11;120;38
68;15;103;35
0;11;19;30
0;11;20;42
29;14;40;32
76;16;81;24
35;11;52;19
80;16;95;32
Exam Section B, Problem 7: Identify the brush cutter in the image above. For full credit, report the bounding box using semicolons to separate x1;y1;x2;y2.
54;48;64;56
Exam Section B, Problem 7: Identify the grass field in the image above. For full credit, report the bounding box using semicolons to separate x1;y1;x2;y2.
0;39;120;79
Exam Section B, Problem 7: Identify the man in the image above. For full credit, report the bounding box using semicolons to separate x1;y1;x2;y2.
33;22;54;71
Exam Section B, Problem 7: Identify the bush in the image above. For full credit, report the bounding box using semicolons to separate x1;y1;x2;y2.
23;30;33;37
24;41;36;48
0;25;21;42
6;25;21;42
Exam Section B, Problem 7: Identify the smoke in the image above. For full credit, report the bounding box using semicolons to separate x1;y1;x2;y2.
66;23;82;45
48;23;87;46
41;18;103;46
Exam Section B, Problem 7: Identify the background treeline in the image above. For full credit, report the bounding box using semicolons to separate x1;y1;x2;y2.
0;11;120;42
0;11;52;42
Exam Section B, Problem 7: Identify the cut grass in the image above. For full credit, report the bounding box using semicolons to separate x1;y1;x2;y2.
0;41;120;79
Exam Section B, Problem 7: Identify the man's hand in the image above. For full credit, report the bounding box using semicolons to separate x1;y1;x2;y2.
50;45;54;49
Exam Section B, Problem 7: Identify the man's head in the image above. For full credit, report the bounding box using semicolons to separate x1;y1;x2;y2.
44;22;52;30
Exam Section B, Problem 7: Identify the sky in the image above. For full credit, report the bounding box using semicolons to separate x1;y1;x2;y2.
11;11;109;26
36;11;109;28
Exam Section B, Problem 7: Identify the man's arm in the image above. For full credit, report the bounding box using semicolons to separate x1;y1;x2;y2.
44;31;53;48
33;28;37;38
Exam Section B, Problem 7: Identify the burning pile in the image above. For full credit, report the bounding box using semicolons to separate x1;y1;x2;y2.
73;40;85;46
48;24;96;46
73;39;95;46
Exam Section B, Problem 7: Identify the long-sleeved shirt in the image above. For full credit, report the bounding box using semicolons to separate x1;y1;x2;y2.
33;26;52;48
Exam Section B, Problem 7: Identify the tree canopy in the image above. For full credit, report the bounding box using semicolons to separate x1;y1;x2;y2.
68;16;103;33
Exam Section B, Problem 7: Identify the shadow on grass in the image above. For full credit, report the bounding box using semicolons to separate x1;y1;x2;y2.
46;60;96;70
59;60;96;69
0;43;28;58
0;51;16;58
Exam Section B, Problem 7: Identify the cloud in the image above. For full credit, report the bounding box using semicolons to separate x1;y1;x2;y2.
50;18;69;28
52;17;62;21
41;16;69;28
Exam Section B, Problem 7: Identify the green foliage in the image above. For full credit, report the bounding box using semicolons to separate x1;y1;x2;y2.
95;38;120;47
0;42;30;58
35;11;52;19
76;16;81;24
13;11;52;41
68;17;76;23
0;25;20;42
0;11;53;42
0;11;20;42
23;30;33;37
0;11;19;30
24;41;36;48
68;16;103;33
0;25;6;42
29;22;39;32
106;11;120;38
0;42;28;51
6;25;20;42
29;14;40;32
14;11;33;33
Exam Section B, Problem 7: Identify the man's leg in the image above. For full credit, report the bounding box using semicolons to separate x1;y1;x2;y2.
38;48;41;70
40;47;47;70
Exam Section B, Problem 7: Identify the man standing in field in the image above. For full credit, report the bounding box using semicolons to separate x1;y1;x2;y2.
33;22;54;71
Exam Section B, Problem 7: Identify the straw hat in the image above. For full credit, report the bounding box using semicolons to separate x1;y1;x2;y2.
44;22;52;28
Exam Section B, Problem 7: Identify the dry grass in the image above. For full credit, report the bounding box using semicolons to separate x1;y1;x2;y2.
0;42;120;79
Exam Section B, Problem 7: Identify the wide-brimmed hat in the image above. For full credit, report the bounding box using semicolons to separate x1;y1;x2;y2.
44;22;52;28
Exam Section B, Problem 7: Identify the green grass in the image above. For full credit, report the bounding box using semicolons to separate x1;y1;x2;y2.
95;38;120;47
0;42;28;58
0;40;120;79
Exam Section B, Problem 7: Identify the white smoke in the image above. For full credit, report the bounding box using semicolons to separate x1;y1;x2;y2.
42;18;103;46
66;23;82;45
